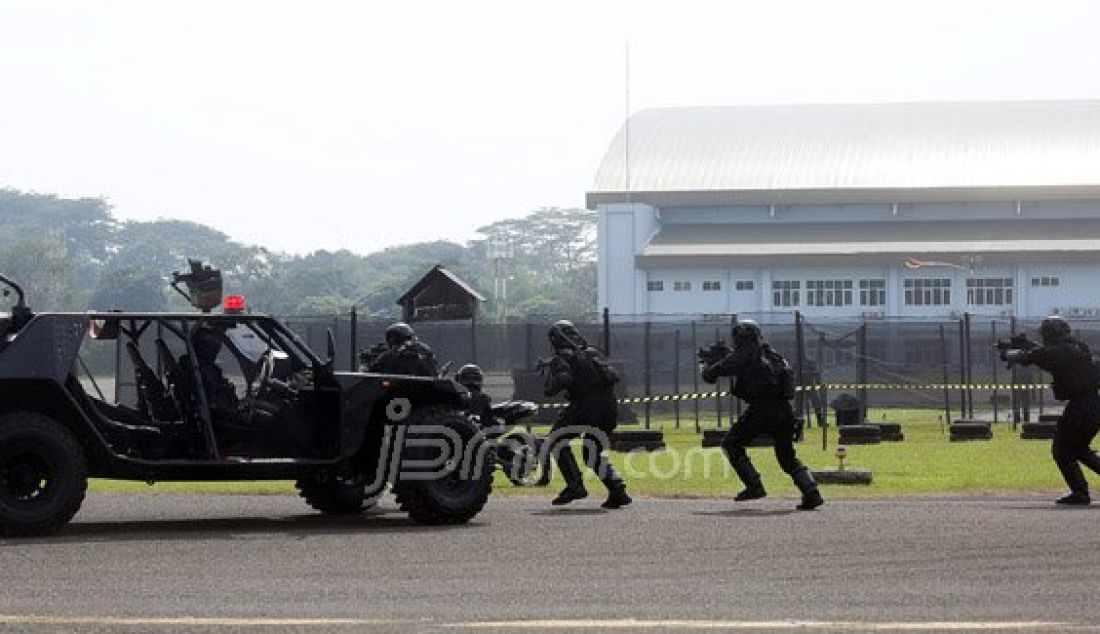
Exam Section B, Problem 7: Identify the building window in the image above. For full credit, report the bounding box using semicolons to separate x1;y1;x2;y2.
702;280;722;291
1031;276;1060;287
735;280;754;291
772;280;800;307
859;279;886;306
647;281;663;292
904;278;951;306
967;277;1013;306
806;280;853;307
673;281;692;292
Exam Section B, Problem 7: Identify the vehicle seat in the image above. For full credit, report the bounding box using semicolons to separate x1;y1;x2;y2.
156;338;195;421
125;341;181;424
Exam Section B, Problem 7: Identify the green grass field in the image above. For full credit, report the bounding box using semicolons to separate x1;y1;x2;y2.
88;409;1086;500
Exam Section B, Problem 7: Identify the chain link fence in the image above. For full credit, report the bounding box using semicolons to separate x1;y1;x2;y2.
274;310;1092;431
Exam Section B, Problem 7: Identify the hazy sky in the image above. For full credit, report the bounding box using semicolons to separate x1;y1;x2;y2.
2;0;1099;255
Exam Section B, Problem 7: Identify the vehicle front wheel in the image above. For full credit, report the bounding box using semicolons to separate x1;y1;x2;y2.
0;411;88;537
392;405;493;525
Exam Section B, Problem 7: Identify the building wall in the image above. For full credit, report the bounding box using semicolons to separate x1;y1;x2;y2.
598;199;1100;319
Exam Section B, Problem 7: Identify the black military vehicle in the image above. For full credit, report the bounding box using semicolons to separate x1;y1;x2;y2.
0;264;493;537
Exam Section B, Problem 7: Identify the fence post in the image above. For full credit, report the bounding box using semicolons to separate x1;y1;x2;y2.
673;329;681;429
795;311;806;422
643;321;652;429
602;307;611;356
957;317;967;416
857;321;868;421
331;316;340;368
990;320;999;424
964;311;973;418
714;327;723;429
940;323;952;426
1009;315;1020;430
818;331;827;451
470;313;478;365
691;320;700;433
349;306;358;372
525;322;534;370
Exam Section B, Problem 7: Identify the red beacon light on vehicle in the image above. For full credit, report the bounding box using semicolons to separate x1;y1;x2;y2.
223;295;246;314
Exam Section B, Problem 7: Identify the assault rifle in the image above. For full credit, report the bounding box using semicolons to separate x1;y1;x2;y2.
697;339;732;367
995;332;1040;366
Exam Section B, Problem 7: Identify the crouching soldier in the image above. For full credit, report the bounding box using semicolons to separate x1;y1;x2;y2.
700;320;823;510
542;320;631;509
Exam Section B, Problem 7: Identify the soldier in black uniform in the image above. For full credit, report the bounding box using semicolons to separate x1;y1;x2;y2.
180;325;241;425
543;320;631;509
1001;316;1100;504
455;364;494;426
701;320;823;510
362;322;439;377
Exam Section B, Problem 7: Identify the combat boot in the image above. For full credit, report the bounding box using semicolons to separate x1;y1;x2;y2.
793;467;824;511
551;445;588;506
599;464;632;509
727;450;765;501
601;486;632;509
734;485;767;501
1056;492;1091;505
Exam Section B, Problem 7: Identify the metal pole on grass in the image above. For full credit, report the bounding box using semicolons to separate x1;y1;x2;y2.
957;317;967;416
691;320;700;433
991;320;1000;424
940;323;952;427
643;320;651;429
964;312;974;418
714;327;723;429
1010;315;1020;430
857;322;868;421
349;306;358;372
673;329;681;429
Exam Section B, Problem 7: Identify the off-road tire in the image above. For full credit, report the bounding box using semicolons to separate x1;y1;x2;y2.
0;411;88;537
393;405;493;525
295;473;379;515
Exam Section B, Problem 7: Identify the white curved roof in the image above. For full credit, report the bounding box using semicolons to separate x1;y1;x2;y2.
588;101;1100;205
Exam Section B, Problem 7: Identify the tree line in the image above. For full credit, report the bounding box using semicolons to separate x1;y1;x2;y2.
0;188;596;320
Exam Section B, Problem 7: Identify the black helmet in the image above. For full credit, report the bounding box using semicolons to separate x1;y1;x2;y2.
548;319;586;350
1039;315;1071;344
732;320;762;347
385;322;415;348
455;364;484;389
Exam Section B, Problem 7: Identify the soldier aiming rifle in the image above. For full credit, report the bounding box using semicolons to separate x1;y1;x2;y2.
998;316;1100;505
698;320;822;510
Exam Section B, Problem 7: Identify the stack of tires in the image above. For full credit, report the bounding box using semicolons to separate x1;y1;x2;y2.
611;429;665;452
949;420;993;442
701;429;725;448
1020;414;1058;440
876;422;905;442
838;424;882;445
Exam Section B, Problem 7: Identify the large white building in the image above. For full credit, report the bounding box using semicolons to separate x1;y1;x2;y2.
590;101;1100;320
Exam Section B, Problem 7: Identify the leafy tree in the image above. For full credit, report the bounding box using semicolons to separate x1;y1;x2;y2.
0;237;80;310
89;266;167;311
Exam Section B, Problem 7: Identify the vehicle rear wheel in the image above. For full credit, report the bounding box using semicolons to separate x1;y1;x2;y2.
0;411;88;537
295;473;379;515
393;405;493;525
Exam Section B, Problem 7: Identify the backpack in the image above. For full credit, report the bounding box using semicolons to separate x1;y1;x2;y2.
763;346;795;400
583;346;619;387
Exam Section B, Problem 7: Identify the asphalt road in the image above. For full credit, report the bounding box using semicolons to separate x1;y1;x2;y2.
2;493;1100;632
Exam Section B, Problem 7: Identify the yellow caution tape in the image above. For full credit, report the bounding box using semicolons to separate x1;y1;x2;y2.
534;383;1049;410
